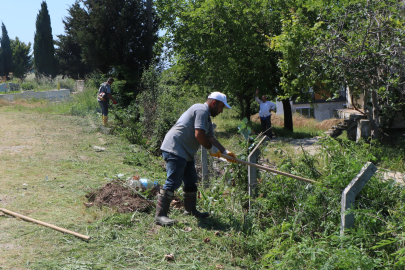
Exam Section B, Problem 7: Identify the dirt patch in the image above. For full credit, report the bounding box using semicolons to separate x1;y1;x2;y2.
86;181;155;213
0;194;14;206
0;145;31;154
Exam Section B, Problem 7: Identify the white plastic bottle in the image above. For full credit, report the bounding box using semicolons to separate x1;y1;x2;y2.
128;179;142;190
139;178;158;190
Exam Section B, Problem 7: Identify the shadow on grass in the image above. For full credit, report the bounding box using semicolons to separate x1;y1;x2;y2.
196;214;255;234
197;216;234;231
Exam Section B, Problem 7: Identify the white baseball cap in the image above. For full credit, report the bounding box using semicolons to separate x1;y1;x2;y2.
208;92;231;109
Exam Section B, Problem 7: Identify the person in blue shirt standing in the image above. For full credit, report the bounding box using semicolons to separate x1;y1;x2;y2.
255;89;276;139
156;92;237;226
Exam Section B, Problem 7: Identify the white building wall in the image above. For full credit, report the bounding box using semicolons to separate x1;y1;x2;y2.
346;86;364;109
276;100;346;121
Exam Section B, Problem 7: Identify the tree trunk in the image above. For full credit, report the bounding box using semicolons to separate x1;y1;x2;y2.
244;98;251;121
237;94;245;119
364;88;381;140
362;89;368;111
371;90;381;140
282;98;293;131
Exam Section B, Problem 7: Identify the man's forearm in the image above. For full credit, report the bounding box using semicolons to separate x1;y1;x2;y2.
208;137;225;153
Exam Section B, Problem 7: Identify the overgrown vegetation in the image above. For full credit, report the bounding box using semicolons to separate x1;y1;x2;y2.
2;0;405;266
1;86;405;269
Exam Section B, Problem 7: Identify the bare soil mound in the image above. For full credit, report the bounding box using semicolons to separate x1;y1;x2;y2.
86;181;155;213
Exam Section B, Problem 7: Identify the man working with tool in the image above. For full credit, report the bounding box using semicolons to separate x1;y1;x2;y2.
156;92;237;226
97;77;118;126
255;89;276;139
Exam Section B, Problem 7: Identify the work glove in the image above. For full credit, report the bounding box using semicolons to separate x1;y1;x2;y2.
223;150;237;163
112;100;118;105
209;146;221;158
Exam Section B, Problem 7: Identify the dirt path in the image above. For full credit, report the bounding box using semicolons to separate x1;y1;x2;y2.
0;105;135;269
276;136;322;155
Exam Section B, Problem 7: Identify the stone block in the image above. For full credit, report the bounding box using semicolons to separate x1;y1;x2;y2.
356;119;370;142
76;80;85;92
341;162;377;234
0;83;7;92
8;83;20;91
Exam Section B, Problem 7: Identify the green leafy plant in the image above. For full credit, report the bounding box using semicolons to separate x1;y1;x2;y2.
21;82;34;90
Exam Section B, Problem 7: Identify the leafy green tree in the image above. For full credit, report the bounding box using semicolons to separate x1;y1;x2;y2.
156;0;282;120
1;23;13;77
10;38;32;79
55;34;93;79
63;0;160;103
34;1;56;78
272;0;405;139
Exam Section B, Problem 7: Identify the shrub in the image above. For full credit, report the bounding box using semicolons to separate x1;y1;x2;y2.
114;66;197;154
21;82;34;90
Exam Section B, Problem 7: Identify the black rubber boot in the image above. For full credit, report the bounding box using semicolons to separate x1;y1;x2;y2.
155;189;177;226
183;191;209;218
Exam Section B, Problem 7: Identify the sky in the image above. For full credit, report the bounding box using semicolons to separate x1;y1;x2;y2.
1;0;77;48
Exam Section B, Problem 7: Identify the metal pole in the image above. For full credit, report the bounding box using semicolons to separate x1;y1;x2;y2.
221;153;320;185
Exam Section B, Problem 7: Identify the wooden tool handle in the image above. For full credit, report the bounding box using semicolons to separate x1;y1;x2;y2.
0;208;90;241
221;153;319;185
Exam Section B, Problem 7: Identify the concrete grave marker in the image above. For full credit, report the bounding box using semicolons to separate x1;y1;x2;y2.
0;84;7;92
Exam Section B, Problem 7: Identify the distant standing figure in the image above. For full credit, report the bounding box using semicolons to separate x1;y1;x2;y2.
97;77;117;126
255;89;276;139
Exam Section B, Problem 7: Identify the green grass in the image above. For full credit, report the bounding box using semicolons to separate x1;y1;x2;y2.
30;88;100;116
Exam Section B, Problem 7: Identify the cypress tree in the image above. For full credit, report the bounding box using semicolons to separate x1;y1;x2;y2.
1;23;13;78
0;48;4;77
64;0;159;104
34;1;55;78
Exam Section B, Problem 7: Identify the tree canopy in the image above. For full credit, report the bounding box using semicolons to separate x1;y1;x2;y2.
10;38;32;79
34;1;56;78
271;0;405;138
62;0;159;79
156;0;282;119
54;34;93;80
1;23;13;77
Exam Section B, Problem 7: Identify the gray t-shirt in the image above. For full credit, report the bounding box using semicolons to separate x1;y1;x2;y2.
161;103;214;161
97;82;112;102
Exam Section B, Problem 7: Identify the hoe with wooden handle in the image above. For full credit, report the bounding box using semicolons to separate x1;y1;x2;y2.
221;153;320;185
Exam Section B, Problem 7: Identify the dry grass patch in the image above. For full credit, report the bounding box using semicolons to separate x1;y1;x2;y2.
316;118;342;131
251;112;342;132
0;107;137;269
